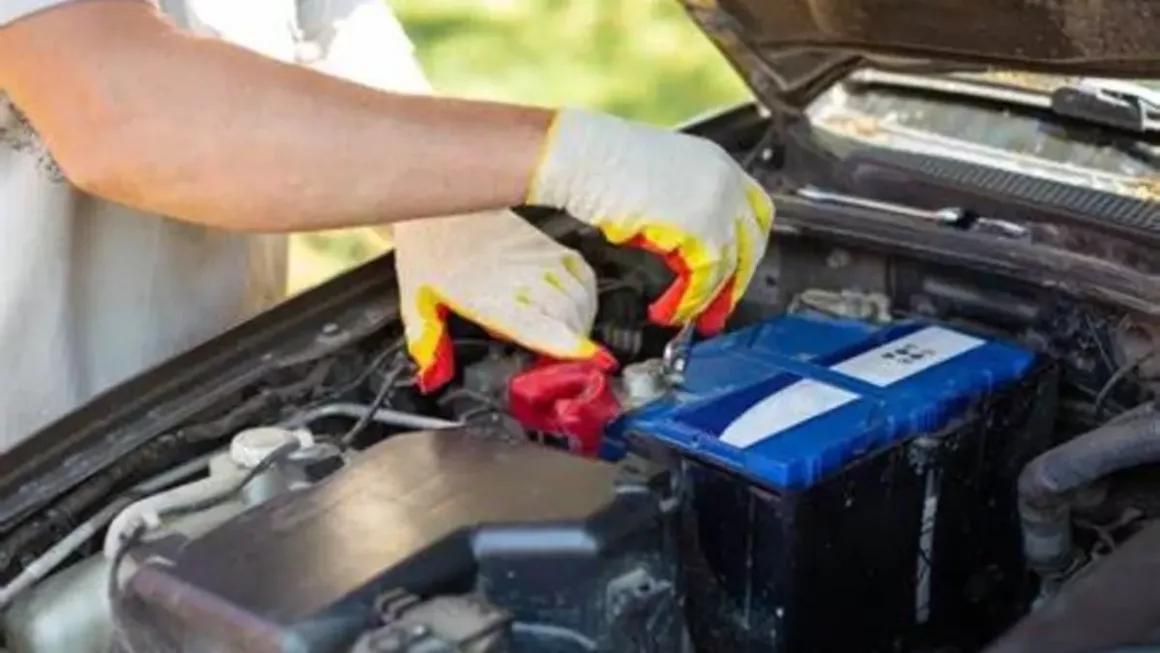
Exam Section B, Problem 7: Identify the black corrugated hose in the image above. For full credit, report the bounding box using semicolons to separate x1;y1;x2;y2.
1018;401;1160;574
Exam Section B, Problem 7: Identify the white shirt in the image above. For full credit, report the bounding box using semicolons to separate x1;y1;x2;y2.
0;0;428;449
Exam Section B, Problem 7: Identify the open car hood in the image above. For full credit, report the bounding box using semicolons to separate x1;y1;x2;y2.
682;0;1160;108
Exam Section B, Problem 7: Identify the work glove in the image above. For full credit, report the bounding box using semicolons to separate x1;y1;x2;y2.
392;210;615;392
528;109;775;334
299;4;614;392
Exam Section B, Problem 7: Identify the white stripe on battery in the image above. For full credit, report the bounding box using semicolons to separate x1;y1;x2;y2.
719;326;985;448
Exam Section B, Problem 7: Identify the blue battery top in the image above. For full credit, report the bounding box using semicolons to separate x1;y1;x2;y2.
608;314;1037;490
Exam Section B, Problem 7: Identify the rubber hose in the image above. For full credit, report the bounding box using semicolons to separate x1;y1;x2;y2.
1018;402;1160;572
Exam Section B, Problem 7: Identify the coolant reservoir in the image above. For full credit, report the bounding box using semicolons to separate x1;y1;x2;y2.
230;426;313;504
5;424;330;653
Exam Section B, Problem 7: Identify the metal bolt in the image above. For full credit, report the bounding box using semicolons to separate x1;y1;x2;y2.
622;360;668;407
826;249;851;269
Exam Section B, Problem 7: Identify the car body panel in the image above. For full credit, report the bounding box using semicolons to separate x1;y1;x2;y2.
680;0;1160;110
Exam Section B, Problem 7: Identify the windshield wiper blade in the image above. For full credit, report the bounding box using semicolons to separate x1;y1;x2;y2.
1050;80;1160;133
848;69;1160;134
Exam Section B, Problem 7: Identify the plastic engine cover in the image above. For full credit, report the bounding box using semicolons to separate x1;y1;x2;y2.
611;314;1038;490
110;429;683;653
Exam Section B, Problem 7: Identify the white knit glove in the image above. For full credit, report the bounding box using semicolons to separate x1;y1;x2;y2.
300;9;613;391
528;109;774;333
392;211;613;392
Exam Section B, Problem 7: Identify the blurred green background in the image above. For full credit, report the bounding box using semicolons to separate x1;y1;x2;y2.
288;0;751;293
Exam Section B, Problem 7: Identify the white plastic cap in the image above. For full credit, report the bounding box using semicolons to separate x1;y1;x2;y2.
230;427;314;470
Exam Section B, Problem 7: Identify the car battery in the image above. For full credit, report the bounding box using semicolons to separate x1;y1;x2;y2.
608;314;1058;653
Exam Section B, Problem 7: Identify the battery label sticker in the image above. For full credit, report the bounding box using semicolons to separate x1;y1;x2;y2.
718;326;985;448
832;326;984;387
719;379;859;448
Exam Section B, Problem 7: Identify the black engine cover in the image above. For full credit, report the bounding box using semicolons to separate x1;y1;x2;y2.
113;429;681;653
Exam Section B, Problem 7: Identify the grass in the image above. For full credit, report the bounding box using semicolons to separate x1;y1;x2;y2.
287;0;751;293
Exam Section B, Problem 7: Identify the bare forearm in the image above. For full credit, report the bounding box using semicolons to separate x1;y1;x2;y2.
0;1;552;231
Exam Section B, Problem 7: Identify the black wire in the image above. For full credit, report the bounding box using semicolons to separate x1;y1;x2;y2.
305;340;403;410
155;441;301;520
339;362;407;448
107;523;144;604
1095;350;1160;421
1083;312;1118;375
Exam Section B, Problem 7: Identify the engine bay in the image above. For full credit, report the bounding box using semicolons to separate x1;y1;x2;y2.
2;106;1160;653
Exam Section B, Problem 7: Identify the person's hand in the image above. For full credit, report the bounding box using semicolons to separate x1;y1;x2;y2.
392;210;615;392
527;109;774;334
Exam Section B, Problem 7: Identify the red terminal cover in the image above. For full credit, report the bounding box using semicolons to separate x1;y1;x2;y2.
507;357;623;457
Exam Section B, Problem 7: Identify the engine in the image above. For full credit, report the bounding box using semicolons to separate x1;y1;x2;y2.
3;188;1160;653
0;307;1061;653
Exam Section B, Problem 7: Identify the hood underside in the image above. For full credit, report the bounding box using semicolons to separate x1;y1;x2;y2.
682;0;1160;108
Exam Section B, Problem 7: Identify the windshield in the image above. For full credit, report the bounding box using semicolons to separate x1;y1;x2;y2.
806;70;1160;200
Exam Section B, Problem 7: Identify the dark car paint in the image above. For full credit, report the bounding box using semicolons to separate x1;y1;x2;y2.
681;0;1160;114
